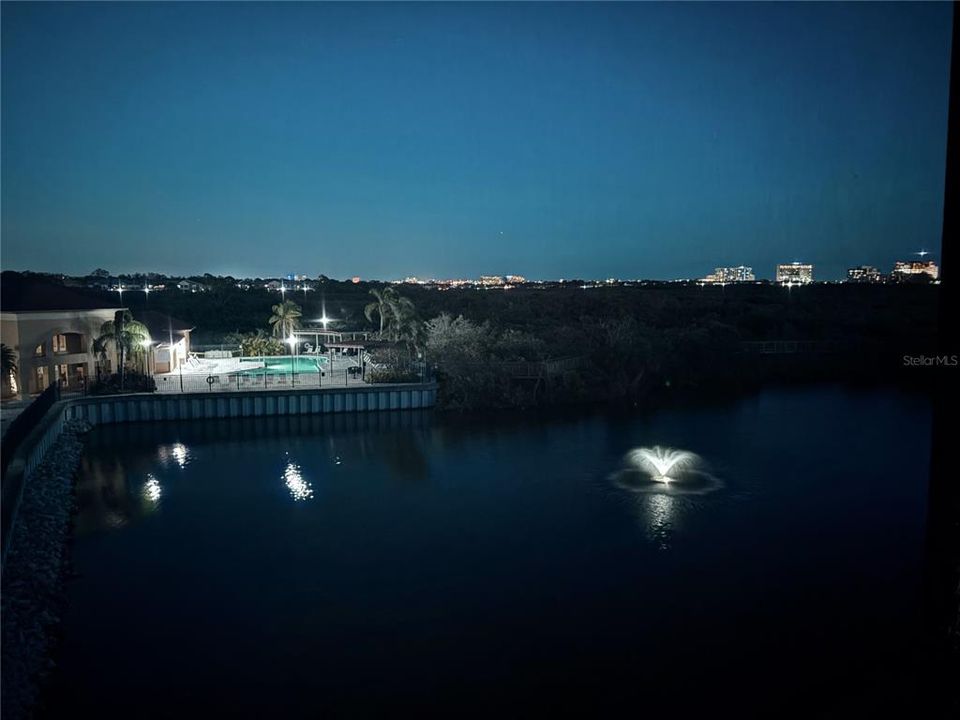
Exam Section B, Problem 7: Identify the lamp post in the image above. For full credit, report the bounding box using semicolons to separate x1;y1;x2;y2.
141;339;153;376
286;333;298;386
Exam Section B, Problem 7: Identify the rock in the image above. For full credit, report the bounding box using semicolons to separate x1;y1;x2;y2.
1;423;88;720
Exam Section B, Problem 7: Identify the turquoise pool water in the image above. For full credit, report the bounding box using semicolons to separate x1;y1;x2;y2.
238;356;328;375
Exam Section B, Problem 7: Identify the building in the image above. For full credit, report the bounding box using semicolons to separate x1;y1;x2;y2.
1;272;122;396
505;275;527;284
1;274;194;396
479;275;505;286
776;262;814;284
846;266;882;283
175;279;209;293
702;266;755;284
138;310;194;374
891;260;939;282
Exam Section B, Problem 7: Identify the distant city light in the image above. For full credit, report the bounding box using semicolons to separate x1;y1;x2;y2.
702;266;755;284
776;262;814;285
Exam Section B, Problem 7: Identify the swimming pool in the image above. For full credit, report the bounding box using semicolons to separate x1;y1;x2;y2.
237;356;328;375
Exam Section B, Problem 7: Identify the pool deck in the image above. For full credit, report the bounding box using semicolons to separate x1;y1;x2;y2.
155;355;368;393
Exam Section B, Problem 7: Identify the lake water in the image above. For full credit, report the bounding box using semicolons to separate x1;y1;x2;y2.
51;386;932;717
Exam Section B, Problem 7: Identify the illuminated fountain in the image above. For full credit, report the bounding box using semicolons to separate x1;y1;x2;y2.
628;446;699;484
612;445;721;497
611;445;721;550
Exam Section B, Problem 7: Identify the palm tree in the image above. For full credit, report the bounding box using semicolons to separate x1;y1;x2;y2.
387;294;420;344
240;329;283;357
269;300;302;339
94;310;151;388
364;287;397;336
2;343;18;395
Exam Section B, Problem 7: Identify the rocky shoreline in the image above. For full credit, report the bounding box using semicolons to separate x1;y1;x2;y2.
1;420;90;720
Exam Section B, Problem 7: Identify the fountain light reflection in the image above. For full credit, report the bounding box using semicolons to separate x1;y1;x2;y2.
644;494;676;550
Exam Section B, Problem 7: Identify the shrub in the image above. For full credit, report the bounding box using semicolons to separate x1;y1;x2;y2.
88;372;156;395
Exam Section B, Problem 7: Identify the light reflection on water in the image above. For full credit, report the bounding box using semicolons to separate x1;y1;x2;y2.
141;474;162;507
643;494;676;550
283;455;314;502
158;442;191;469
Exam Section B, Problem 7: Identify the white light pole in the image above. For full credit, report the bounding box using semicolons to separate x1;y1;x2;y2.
141;339;153;375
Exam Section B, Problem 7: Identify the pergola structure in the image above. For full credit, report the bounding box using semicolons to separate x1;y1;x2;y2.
291;328;373;361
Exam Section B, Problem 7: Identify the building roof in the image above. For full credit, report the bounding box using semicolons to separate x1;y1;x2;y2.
137;310;194;341
1;272;117;312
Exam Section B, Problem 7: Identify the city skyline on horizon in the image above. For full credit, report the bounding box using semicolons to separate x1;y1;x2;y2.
2;247;940;284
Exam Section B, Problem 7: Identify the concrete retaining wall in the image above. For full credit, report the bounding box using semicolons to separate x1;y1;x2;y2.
62;383;437;426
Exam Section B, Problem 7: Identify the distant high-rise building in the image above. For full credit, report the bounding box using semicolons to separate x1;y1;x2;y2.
776;262;814;284
846;266;882;283
479;275;505;286
892;260;939;281
505;275;526;284
702;266;755;283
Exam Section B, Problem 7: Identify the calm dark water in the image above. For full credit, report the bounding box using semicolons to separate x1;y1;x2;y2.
51;386;932;717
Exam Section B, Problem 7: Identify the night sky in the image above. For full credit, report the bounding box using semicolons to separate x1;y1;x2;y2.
1;2;952;280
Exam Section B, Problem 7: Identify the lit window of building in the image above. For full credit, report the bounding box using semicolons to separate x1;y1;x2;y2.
702;266;755;283
776;263;814;284
892;260;939;281
846;266;882;283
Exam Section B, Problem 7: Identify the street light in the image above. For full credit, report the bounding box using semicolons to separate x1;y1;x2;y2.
141;339;153;375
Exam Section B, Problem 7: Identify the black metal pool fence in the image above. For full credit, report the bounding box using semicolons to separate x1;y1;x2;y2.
154;360;431;394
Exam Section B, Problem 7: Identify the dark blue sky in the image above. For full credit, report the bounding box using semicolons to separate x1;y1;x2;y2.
1;2;952;280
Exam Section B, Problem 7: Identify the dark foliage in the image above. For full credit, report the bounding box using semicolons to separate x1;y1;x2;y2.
58;277;942;408
88;372;156;396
